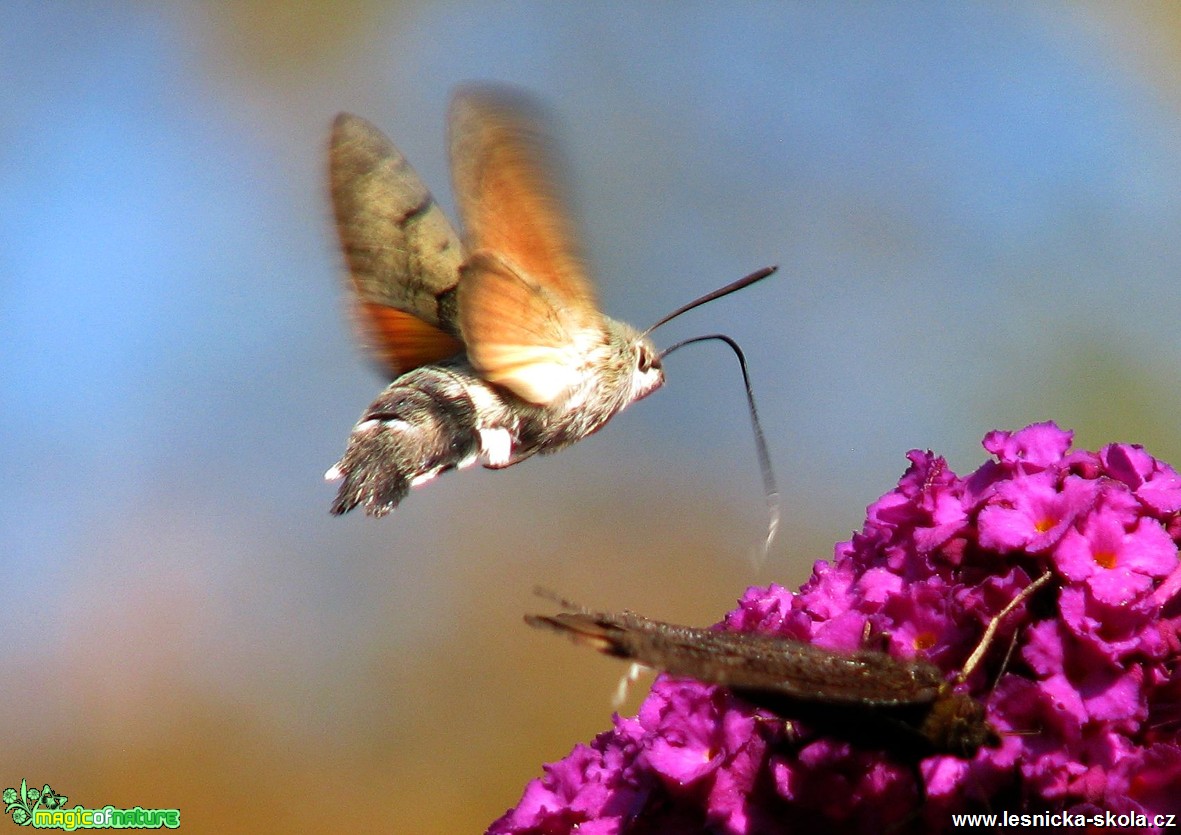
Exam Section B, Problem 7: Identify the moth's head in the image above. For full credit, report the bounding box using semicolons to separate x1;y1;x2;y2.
919;690;1002;758
604;319;664;406
632;335;665;402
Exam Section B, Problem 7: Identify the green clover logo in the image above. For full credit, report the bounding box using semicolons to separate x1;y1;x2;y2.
39;787;64;811
2;780;67;827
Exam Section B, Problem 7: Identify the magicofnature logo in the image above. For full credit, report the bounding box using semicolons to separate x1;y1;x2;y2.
3;779;179;830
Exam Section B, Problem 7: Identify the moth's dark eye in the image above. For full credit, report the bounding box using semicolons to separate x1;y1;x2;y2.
637;348;661;374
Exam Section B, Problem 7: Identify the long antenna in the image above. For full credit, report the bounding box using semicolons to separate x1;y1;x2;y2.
957;571;1053;684
642;266;778;338
660;333;780;560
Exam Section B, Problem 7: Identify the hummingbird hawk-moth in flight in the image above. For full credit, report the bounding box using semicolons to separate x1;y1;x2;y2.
325;85;775;516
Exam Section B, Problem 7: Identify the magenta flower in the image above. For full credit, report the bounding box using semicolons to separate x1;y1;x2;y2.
490;423;1181;833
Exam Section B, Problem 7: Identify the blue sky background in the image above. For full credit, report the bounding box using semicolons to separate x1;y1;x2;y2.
4;4;1181;831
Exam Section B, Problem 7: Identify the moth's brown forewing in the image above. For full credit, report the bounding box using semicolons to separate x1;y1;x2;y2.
329;113;464;375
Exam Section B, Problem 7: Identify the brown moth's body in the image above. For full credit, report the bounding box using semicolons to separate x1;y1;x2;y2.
326;353;648;515
327;88;663;515
527;606;1010;760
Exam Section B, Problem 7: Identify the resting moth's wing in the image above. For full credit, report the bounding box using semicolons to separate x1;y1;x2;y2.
448;87;605;406
329;113;465;376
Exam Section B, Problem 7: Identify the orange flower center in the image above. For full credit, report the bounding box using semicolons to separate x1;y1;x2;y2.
1093;550;1117;569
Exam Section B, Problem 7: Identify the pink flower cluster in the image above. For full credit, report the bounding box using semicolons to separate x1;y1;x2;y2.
490;423;1181;833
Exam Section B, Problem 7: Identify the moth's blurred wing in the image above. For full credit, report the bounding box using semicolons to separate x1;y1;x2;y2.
352;302;464;378
457;252;593;405
330;113;464;376
448;87;604;404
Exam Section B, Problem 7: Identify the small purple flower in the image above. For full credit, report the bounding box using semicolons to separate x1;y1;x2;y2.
1053;494;1177;606
491;423;1181;833
982;422;1074;468
1102;443;1181;515
976;471;1098;554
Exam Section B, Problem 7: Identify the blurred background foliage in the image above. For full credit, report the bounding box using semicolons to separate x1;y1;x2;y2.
4;3;1181;831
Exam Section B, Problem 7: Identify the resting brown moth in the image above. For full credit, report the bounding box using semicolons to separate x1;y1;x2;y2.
527;573;1051;759
325;86;772;516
